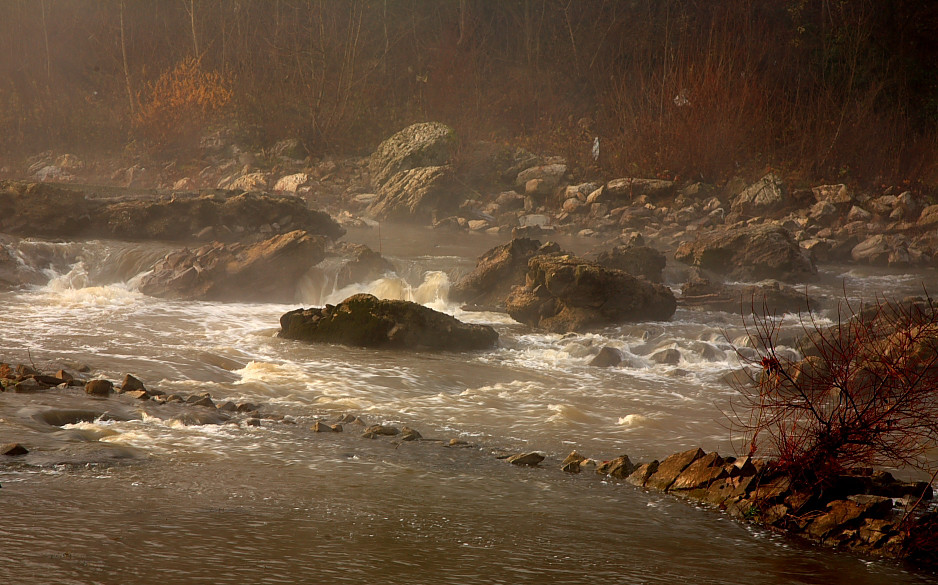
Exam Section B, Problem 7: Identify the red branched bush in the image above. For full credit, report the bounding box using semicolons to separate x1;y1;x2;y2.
729;294;938;488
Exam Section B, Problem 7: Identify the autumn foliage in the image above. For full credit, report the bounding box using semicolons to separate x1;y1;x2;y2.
730;296;938;488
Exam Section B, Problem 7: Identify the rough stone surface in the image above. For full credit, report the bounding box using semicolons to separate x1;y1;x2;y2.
139;230;327;302
731;173;785;216
84;379;114;397
367;165;460;222
369;122;457;189
591;244;666;282
674;224;817;283
680;277;812;314
507;452;545;466
279;293;498;350
645;448;706;491
334;243;396;288
450;238;563;308
589;346;623;367
505;254;676;333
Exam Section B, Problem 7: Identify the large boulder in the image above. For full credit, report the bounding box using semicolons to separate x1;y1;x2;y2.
730;174;786;216
588;178;675;205
139;230;327;302
369;122;457;189
278;293;498;350
590;244;666;283
334;243;396;288
680;276;812;315
450;238;564;308
505;254;676;332
366;165;460;222
674;224;817;283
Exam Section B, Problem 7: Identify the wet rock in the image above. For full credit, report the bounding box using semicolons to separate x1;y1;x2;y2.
273;173;310;193
589;346;623;367
561;450;587;473
187;394;216;408
369;122;456;189
245;417;261;427
280;293;498;350
139;230;327;302
645;448;705;491
400;426;422;441
312;421;342;432
12;378;41;393
362;424;401;438
218;401;238;412
507;452;545;466
674;224;816;283
680;277;812;315
505;254;676;333
84;379;113;397
670;452;727;490
805;497;891;540
597;455;636;479
173;410;229;425
451;238;563;308
124;390;149;400
590;244;666;283
1;443;28;456
650;348;681;365
626;460;660;487
120;374;146;393
596;178;675;204
236;402;259;413
334;243;396;288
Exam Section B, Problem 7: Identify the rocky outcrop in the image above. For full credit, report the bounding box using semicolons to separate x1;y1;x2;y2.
368;122;457;189
505;254;677;332
0;181;345;242
730;173;786;216
680;276;813;315
138;230;327;302
333;243;396;288
590;244;666;283
450;238;564;309
674;224;817;283
278;293;498;350
366;165;460;222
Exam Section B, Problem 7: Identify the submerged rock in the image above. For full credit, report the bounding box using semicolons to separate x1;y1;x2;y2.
278;293;498;350
139;230;327;302
505;254;676;333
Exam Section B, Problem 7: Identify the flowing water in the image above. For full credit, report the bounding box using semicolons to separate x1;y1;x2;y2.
1;227;936;584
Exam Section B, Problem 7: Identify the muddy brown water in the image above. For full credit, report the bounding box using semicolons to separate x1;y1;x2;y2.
1;227;936;584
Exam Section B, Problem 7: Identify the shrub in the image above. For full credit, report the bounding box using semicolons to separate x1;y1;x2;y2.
134;56;232;153
729;295;938;489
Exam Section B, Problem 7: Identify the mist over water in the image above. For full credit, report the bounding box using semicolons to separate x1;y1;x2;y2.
2;232;936;584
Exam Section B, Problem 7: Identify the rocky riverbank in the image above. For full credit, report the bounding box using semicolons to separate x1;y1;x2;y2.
1;357;935;572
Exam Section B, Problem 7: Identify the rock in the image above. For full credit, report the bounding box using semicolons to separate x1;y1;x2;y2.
645;448;706;491
450;238;563;308
674;224;816;283
730;173;785;216
812;184;852;207
561;450;587;473
589;346;623;367
507;452;545;466
362;424;401;438
400;426;422;441
84;379;113;397
680;277;812;314
505;254;676;333
591;244;666;283
120;374;146;394
224;171;270;192
850;234;916;267
515;164;567;193
805;498;891;540
278;293;498;350
597;455;635;479
124;390;149;400
334;243;395;288
139;230;327;302
847;205;872;222
601;178;675;202
670;452;727;490
273;173;310;193
187;394;216;408
1;443;28;456
650;348;681;365
369;122;457;189
366;165;460;222
626;460;660;487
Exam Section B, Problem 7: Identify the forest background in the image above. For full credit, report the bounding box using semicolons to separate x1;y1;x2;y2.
1;0;936;193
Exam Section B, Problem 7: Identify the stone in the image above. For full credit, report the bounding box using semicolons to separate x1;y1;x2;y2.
124;390;149;400
590;244;666;283
312;421;341;432
139;230;328;303
224;171;270;192
505;254;676;333
812;184;852;207
120;374;146;393
334;243;396;288
561;450;587;473
188;394;216;408
650;348;681;365
361;424;401;438
451;238;563;308
515;164;567;193
597;455;636;479
273;173;310;193
589;346;623;367
674;224;816;283
369;122;456;189
366;165;460;222
84;379;113;397
847;205;872;222
730;173;785;216
1;443;28;456
645;448;706;491
507;452;545;466
279;294;498;350
602;178;675;202
626;460;660;487
670;452;727;490
400;427;422;441
679;277;812;315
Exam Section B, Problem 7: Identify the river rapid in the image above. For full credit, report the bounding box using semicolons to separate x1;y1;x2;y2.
1;226;936;584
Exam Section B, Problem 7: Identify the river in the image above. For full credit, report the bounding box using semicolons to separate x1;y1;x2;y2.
1;227;935;584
